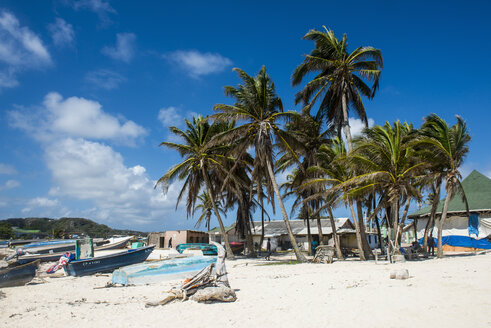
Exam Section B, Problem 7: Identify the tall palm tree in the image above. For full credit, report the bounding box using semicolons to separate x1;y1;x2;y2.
212;66;307;262
349;121;424;252
277;113;333;255
292;26;383;152
418;114;470;258
304;137;360;259
155;116;236;259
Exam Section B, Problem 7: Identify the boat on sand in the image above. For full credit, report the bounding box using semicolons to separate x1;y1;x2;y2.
64;245;155;277
0;260;40;288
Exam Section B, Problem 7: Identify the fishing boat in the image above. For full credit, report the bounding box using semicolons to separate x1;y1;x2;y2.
0;260;40;288
112;255;217;286
64;245;155;277
17;236;133;264
229;242;245;254
176;243;218;256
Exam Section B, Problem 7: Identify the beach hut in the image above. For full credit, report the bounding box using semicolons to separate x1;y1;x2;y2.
408;170;491;251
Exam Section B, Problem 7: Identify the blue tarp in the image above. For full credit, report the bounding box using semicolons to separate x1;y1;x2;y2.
419;236;491;249
468;214;479;237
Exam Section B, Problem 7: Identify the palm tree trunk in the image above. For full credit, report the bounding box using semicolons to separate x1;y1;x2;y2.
341;88;353;152
423;180;442;252
357;201;373;259
348;199;366;260
396;197;411;245
327;206;344;260
392;198;400;250
266;157;307;262
259;193;265;251
316;216;324;245
245;219;256;257
306;210;312;256
437;188;453;258
201;167;235;260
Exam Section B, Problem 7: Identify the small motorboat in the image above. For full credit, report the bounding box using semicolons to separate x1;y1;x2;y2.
176;243;218;256
0;260;40;288
63;245;155;277
17;236;133;264
112;255;217;286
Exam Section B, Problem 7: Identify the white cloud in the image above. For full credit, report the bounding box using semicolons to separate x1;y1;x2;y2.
48;18;75;47
158;107;184;127
349;117;375;138
8;92;147;144
44;138;180;226
28;197;60;207
0;179;20;190
0;10;51;89
85;69;126;90
102;33;136;63
0;163;17;175
165;50;232;77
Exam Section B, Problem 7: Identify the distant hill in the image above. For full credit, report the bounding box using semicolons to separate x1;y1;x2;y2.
1;217;146;239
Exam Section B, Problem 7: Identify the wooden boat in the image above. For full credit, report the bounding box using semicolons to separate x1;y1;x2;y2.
229;242;245;255
176;243;218;256
0;260;40;288
17;236;133;264
64;245;155;277
112;255;217;286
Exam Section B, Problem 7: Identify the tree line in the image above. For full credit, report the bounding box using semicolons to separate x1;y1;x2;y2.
156;26;470;261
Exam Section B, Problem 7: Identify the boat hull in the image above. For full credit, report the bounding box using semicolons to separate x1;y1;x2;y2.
0;260;40;288
64;246;155;277
176;243;218;256
17;236;133;264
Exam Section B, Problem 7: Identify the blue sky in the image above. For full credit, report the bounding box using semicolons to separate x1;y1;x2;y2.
0;0;490;232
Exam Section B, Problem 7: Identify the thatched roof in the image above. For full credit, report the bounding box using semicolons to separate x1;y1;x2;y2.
409;170;491;218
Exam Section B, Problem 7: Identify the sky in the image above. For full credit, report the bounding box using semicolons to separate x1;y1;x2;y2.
0;0;490;232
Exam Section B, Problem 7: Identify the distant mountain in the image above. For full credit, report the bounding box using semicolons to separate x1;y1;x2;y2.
2;217;146;239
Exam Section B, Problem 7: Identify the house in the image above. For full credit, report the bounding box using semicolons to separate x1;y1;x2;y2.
208;218;379;251
408;170;491;251
147;230;209;249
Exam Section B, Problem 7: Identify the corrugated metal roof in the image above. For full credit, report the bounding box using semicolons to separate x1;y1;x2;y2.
250;218;354;237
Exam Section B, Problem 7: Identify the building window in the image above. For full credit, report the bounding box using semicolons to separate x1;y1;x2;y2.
189;236;193;243
368;235;372;243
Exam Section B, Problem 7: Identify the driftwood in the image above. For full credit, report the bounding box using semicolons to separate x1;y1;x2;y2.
146;242;236;307
312;245;335;264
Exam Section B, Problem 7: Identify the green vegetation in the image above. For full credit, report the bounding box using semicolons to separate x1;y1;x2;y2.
1;217;145;239
158;26;470;261
0;221;14;239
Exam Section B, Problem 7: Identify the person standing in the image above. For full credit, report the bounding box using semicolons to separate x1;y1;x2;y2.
428;235;435;256
168;237;173;249
265;238;272;260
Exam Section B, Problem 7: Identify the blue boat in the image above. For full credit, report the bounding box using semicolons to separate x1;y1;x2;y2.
0;259;40;288
64;245;155;277
176;243;217;256
112;255;217;286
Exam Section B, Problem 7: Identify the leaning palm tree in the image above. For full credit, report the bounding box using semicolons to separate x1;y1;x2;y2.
292;26;383;152
155;116;236;259
418;114;471;258
212;66;307;262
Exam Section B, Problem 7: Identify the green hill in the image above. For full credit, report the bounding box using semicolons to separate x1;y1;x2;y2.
1;217;146;239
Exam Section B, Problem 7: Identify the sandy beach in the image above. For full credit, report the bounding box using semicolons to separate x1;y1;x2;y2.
1;251;490;328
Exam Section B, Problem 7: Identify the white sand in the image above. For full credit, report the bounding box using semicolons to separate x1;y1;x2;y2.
1;251;490;328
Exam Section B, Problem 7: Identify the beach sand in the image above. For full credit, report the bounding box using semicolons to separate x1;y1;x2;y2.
1;251;490;328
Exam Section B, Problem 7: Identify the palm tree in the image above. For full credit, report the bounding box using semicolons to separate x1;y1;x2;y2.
194;192;225;231
349;121;424;252
292;26;383;152
304;137;360;260
277;114;332;255
155;116;236;259
418;114;471;258
212;66;307;262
